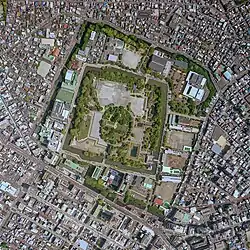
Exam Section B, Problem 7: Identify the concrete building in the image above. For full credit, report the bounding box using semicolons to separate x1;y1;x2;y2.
183;71;207;101
149;54;169;73
161;176;182;183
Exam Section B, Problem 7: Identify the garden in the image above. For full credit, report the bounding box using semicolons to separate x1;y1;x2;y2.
100;105;133;145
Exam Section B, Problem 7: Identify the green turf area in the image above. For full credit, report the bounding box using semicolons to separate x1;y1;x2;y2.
56;88;74;104
148;205;164;217
100;105;133;145
77;115;91;140
123;191;147;209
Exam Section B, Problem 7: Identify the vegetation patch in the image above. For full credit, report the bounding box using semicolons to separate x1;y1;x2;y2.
234;0;248;5
0;0;7;22
97;24;150;54
148;205;164;218
123;191;147;209
84;177;117;201
77;115;91;140
70;72;101;139
99;68;145;92
143;81;166;151
100;105;133;145
169;98;196;115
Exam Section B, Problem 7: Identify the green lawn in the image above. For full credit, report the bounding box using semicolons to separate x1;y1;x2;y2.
123;191;147;209
77;115;91;140
148;205;164;218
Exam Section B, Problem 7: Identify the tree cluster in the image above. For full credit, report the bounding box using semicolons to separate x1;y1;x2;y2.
99;69;145;92
123;191;147;209
143;86;163;151
148;205;164;217
100;105;133;145
98;24;149;52
70;73;101;138
84;177;117;201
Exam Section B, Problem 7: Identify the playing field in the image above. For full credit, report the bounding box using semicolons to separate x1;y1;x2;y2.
155;182;178;202
168;130;194;150
122;49;141;69
165;154;187;169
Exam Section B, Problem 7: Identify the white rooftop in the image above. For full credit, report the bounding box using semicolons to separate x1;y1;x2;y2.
108;54;118;62
90;31;96;41
37;61;51;78
41;38;55;47
65;70;74;82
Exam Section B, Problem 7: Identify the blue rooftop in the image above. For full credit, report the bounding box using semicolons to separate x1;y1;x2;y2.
78;239;89;250
223;71;232;81
211;144;222;154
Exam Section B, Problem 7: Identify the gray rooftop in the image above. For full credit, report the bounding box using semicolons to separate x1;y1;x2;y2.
149;55;168;73
89;111;107;148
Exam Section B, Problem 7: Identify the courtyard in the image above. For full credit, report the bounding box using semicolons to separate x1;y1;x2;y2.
96;80;145;117
122;49;141;69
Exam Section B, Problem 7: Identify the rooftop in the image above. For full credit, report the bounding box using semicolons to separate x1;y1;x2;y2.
65;70;75;82
149;54;169;73
56;89;74;104
89;111;107;148
37;60;51;78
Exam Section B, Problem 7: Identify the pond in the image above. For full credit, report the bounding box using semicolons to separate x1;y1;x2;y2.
130;146;138;157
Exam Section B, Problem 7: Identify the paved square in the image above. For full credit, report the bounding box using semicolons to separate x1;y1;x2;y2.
122;49;141;69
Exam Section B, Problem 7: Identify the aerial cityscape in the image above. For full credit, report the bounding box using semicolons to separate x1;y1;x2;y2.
0;0;249;249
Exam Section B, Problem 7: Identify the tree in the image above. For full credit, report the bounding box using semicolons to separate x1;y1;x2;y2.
149;47;155;55
70;128;78;138
0;242;9;249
